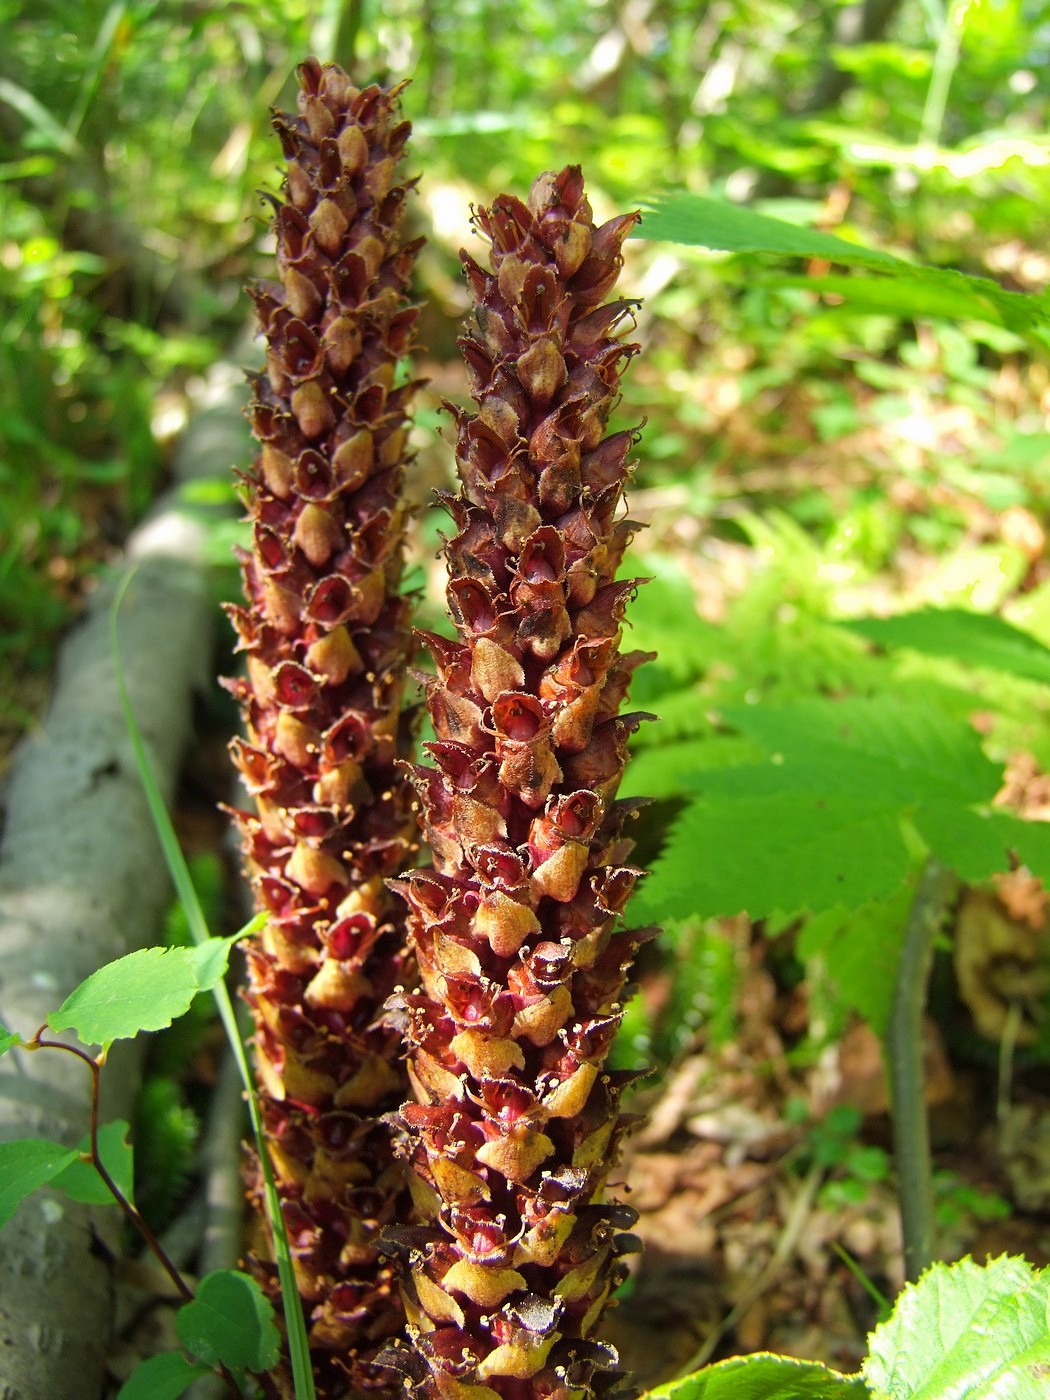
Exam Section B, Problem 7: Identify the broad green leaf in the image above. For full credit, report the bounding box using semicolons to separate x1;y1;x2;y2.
0;1024;19;1058
643;1351;866;1400
637;192;903;268
51;1120;134;1207
632;698;1015;923
719;697;1000;807
844;609;1050;686
637;194;1047;336
911;804;1050;886
783;271;994;323
996;813;1050;889
622;736;761;799
48;946;200;1046
116;1350;212;1400
633;793;911;923
798;883;915;1036
0;1139;78;1229
175;1269;280;1373
864;1255;1050;1398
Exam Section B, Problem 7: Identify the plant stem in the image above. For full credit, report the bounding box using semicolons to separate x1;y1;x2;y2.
919;0;966;150
887;858;958;1282
29;1032;243;1400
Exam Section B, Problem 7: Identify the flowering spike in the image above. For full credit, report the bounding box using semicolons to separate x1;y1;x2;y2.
225;57;421;1395
390;168;649;1400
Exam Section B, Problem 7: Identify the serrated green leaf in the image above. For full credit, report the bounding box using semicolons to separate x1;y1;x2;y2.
912;804;1043;884
636;194;1047;336
844;609;1050;686
798;883;914;1037
637;192;903;268
782;271;993;323
175;1269;280;1373
51;1120;134;1206
864;1255;1050;1399
632;793;911;923
116;1350;212;1400
0;1024;19;1058
644;1351;867;1400
622;736;762;799
0;1140;79;1229
721;697;1000;807
48;946;200;1046
631;697;1024;924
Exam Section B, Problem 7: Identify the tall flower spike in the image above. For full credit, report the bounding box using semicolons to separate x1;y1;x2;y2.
224;58;422;1397
388;167;654;1400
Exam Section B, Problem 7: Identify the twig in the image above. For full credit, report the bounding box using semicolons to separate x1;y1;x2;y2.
887;857;959;1283
27;1030;243;1400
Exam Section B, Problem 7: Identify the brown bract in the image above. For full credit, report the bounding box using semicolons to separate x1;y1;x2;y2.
387;167;654;1400
224;57;422;1397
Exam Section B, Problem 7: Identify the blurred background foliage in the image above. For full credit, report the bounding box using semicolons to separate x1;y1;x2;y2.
3;0;1048;696
5;0;1050;1296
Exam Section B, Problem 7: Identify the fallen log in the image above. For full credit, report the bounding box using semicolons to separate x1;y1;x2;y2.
0;366;249;1400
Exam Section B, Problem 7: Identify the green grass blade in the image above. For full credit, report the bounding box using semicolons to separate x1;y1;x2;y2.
65;2;127;144
110;570;317;1400
0;77;79;156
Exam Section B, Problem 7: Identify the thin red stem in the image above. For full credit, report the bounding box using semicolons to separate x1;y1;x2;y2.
28;1030;244;1399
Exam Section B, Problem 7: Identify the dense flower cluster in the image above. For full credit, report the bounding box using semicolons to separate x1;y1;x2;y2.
384;166;652;1400
225;58;422;1396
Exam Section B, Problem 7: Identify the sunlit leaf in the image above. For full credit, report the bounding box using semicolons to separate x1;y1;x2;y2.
864;1255;1050;1398
643;1352;866;1400
48;947;201;1046
632;698;1018;924
187;929;257;994
637;191;903;265
637;193;1048;336
844;608;1050;685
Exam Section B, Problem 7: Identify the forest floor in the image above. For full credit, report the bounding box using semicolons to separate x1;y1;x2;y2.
7;333;1050;1397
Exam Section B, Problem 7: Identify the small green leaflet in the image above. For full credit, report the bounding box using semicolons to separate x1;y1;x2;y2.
633;696;1034;924
843;608;1050;686
864;1255;1050;1399
0;1024;19;1058
0;1140;78;1229
642;1352;867;1400
189;923;261;992
48;936;245;1047
50;1120;134;1206
116;1350;212;1400
175;1269;281;1373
